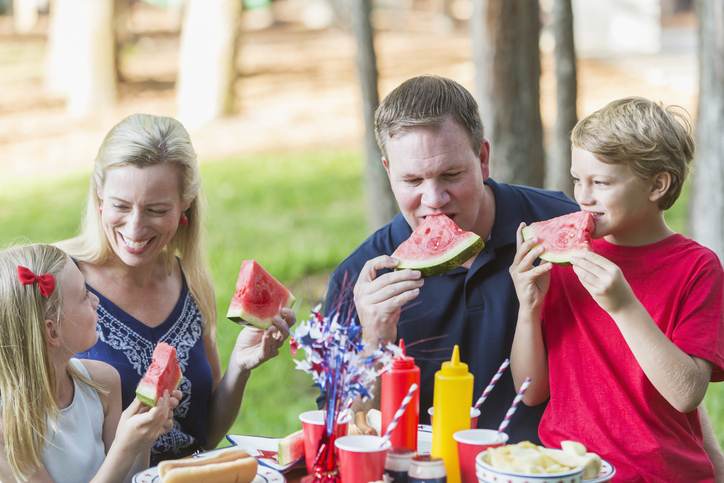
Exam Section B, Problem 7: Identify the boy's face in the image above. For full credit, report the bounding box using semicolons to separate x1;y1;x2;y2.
571;147;661;244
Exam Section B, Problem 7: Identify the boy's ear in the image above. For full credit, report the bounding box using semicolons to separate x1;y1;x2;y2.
649;172;672;203
45;319;62;348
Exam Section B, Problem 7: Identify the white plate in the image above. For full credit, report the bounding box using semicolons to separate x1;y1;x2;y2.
132;447;285;483
584;459;615;483
226;434;303;473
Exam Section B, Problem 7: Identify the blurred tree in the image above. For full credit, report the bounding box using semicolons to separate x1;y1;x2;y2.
547;0;576;197
177;0;241;128
45;0;116;118
471;0;544;187
690;0;723;258
350;0;397;229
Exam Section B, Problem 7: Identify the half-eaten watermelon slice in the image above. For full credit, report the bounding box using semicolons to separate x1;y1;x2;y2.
226;260;295;329
392;214;484;276
136;342;182;407
521;211;594;264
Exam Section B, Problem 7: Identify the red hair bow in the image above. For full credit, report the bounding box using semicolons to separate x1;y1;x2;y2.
17;265;56;298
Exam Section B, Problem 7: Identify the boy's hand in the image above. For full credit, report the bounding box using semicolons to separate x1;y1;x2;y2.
569;251;636;314
510;223;553;317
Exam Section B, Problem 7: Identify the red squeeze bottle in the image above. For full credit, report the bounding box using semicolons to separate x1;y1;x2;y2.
381;339;421;452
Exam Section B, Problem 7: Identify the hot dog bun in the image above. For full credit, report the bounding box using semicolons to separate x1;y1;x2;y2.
158;447;257;483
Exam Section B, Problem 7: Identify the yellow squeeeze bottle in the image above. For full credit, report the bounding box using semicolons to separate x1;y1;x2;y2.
431;345;473;483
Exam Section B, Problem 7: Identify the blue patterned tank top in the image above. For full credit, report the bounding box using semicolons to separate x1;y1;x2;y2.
77;275;213;465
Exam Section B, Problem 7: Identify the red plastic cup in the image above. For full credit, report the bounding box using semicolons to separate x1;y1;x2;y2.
335;435;391;483
299;410;350;473
454;429;508;483
427;406;481;428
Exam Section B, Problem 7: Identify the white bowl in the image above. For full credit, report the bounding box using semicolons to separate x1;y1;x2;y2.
476;451;583;483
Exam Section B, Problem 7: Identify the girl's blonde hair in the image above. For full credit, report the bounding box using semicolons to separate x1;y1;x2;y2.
58;114;216;338
0;244;99;481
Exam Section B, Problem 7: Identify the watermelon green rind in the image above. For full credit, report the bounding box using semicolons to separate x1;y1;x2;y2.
396;234;484;276
521;225;574;264
227;291;296;329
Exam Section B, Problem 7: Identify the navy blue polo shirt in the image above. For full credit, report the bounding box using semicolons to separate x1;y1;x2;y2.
325;178;577;443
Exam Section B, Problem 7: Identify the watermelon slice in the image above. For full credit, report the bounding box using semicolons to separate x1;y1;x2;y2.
135;342;182;407
521;211;594;263
392;214;484;276
226;260;295;329
277;429;304;466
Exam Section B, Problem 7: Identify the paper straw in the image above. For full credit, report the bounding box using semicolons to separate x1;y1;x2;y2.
497;377;531;434
473;358;510;410
379;383;418;447
337;397;354;424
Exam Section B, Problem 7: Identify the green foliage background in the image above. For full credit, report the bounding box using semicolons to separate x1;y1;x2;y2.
0;151;720;445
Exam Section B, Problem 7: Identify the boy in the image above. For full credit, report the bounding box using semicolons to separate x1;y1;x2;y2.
510;97;723;481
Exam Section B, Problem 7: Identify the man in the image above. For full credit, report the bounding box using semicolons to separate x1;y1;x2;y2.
325;75;577;443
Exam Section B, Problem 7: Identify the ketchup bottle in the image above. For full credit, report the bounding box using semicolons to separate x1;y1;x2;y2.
381;339;421;452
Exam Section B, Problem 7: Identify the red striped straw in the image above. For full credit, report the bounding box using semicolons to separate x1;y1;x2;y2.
497;377;531;434
379;383;418;447
473;358;510;410
337;397;354;424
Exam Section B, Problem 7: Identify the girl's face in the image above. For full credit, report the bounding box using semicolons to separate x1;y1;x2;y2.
99;164;187;268
571;147;661;245
56;261;99;353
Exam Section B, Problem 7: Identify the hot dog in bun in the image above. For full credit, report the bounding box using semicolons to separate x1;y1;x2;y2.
158;447;258;483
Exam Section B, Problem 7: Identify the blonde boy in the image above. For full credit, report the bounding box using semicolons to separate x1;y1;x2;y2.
510;97;723;481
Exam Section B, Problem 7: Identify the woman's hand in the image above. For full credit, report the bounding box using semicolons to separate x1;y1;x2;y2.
114;390;181;450
232;308;295;372
509;223;552;318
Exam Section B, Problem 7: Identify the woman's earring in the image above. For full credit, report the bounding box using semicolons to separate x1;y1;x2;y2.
180;213;189;226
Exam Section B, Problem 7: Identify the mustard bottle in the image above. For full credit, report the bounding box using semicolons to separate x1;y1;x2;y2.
431;345;473;483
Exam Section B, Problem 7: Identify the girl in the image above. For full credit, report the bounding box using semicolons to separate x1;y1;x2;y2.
0;244;179;482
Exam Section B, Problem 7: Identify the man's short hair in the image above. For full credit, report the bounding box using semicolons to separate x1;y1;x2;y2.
571;97;694;210
374;75;484;158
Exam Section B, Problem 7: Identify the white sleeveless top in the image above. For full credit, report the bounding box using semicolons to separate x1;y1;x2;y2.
42;358;106;483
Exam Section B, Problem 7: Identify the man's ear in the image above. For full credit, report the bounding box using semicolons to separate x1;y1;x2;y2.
45;319;61;348
649;171;672;203
479;140;491;180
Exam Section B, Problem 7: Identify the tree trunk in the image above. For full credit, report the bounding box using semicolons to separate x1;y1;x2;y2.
471;0;545;187
547;0;576;197
13;0;39;33
690;0;724;259
177;0;241;128
351;0;398;229
45;0;116;118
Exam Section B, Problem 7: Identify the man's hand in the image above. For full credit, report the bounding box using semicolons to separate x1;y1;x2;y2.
353;255;423;345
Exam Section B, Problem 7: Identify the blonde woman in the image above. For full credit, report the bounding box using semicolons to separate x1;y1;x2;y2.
0;244;178;483
60;114;294;463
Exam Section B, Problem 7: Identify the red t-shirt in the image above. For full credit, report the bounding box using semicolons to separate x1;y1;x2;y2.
539;234;723;482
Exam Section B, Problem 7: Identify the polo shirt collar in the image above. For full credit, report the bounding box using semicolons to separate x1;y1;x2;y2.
485;178;524;250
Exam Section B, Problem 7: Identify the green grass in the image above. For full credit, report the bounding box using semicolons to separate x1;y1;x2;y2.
0;153;721;446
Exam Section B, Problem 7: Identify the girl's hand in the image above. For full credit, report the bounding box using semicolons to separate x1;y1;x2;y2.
232;308;295;372
509;223;553;317
115;391;180;449
569;251;636;314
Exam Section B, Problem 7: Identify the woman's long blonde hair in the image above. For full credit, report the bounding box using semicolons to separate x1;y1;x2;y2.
58;114;216;337
0;244;97;481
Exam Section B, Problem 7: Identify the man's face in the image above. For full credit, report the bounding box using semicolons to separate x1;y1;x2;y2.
383;117;490;235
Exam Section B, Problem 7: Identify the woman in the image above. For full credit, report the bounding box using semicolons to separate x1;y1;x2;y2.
60;114;294;464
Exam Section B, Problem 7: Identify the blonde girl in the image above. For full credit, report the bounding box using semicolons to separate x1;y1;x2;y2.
59;113;293;462
0;244;178;483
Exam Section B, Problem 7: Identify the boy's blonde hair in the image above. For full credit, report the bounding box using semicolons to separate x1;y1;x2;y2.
58;113;216;337
571;97;694;210
0;244;99;481
374;75;484;158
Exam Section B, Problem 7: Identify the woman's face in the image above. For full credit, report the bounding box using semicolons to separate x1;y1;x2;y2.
99;164;187;268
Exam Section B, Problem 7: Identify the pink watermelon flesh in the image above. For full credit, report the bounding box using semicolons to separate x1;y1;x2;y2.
226;260;295;329
277;429;304;465
135;342;182;407
392;214;484;276
521;211;595;263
